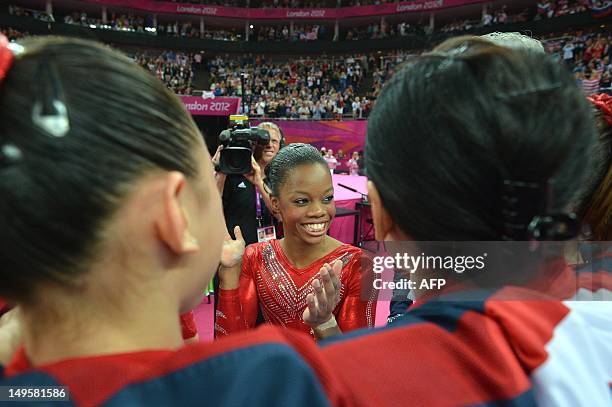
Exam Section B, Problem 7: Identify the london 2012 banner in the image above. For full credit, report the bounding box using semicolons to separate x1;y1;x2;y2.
80;0;483;19
252;119;367;163
180;96;240;116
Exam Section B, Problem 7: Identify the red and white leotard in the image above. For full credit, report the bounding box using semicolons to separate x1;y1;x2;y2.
216;240;376;338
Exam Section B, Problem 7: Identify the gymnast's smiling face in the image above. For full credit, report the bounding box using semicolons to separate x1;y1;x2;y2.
273;162;336;246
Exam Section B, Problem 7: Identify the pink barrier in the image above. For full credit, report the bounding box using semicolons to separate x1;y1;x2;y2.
252;120;367;161
179;96;240;116
81;0;487;20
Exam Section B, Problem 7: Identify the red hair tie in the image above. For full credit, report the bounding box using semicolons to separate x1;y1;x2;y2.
588;93;612;127
0;34;15;85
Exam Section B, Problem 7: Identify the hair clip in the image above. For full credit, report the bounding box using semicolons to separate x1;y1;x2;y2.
445;42;470;57
32;100;70;138
428;42;471;60
496;82;563;100
501;180;547;241
288;143;307;150
31;61;70;138
501;179;578;242
0;143;23;168
0;36;25;169
7;42;25;56
527;213;579;241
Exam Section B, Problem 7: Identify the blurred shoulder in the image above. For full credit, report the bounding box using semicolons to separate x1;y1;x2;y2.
2;326;341;407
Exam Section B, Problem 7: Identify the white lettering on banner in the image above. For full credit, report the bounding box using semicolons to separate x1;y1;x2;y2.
286;10;310;17
396;0;443;12
396;3;422;11
423;0;444;10
176;6;198;13
285;9;326;17
210;102;231;111
184;101;233;113
176;5;218;15
185;102;209;111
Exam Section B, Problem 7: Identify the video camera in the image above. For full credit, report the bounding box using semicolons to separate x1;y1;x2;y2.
218;115;270;175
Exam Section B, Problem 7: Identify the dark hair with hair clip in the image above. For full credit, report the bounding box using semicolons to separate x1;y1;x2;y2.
0;37;204;301
366;36;599;241
264;143;328;196
501;180;579;241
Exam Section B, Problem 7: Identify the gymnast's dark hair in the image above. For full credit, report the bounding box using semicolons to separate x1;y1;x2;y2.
366;36;598;241
0;37;203;301
264;143;328;196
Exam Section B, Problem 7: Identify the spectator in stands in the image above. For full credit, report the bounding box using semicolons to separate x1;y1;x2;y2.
6;0;603;45
483;11;494;26
312;101;325;119
563;40;575;66
582;70;601;95
7;3;610;110
351;96;362;118
600;71;612;94
324;149;338;172
298;103;311;119
208;54;365;120
0;27;28;42
134;51;195;95
347;151;360;176
8;5;53;22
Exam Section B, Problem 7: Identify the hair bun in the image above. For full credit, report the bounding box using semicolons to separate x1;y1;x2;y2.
527;213;580;241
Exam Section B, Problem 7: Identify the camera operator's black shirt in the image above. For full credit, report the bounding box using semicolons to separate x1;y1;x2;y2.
222;174;274;245
216;174;275;328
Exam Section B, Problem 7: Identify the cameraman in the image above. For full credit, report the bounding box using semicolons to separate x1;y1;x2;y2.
212;122;284;322
213;121;284;245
